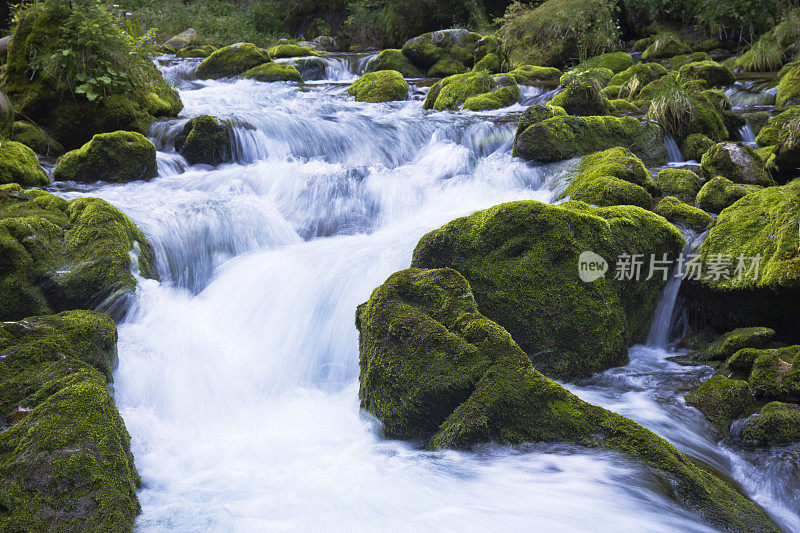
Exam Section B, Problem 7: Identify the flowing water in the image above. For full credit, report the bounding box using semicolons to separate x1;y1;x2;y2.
53;56;800;532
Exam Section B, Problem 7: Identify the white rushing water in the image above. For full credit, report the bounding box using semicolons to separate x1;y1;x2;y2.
55;56;799;532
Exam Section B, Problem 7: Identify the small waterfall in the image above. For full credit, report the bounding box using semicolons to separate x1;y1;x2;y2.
664;133;684;164
738;122;756;145
646;230;706;348
356;53;379;75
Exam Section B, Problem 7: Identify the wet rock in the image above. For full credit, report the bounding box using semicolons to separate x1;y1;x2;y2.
701;142;774;186
695;176;756;213
195;43;271;79
53;131;157;183
348;71;408;103
549;77;611;116
366;50;423;78
174;115;233;166
164;28;197;49
267;44;322;59
242;62;302;82
678;61;735;87
654;196;713;231
686;375;752;437
742;401;800;444
10;121;64;157
0;141;49;187
655;168;704;198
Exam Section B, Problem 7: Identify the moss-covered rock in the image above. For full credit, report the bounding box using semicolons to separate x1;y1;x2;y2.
670;52;711;70
655;168;704;198
742;401;800;444
683;133;715;161
423;70;496;111
700;142;774;186
683;180;800;337
776;64;800;107
0;188;157;321
764;118;800;184
52;131;156;183
174;115;232;166
366;49;423;78
691;328;776;364
678;61;735;87
549;78;610;116
685;375;752;437
241;62;302;82
513;115;666;165
756;107;800;147
428;57;468;78
559;147;656;208
642;33;691;60
0;141;49;187
506;65;562;83
695;176;758;213
10;122;64;157
411;200;683;380
175;44;216;58
514;104;567;138
2;1;182;149
609;63;667;97
0;310;139;532
267;44;321;59
348;71;409;103
473;52;502;73
562;52;633;79
654;196;713;231
644;83;729;145
357;267;778;532
401;29;481;70
462;81;520;111
749;346;800;402
559;67;614;87
195;42;271;79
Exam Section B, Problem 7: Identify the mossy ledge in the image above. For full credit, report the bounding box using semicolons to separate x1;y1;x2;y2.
0;186;157;321
357;267;778;533
0;310;139;532
410;200;683;380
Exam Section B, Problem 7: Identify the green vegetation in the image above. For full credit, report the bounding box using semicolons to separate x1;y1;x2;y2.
654;196;713;231
677;61;735;87
0;311;140;532
689;327;776;363
174;115;233;166
764;116;800;183
655;168;704;198
776;64;800;106
348;71;409;102
53;131;158;183
356;266;778;531
365;49;424;78
683;133;715;161
9;122;64;157
410;199;683;380
685;375;752;437
749;346;800;402
242;62;302;82
641;32;691;60
423;70;494;111
0;141;50;187
695;176;757;213
549;77;610;116
700;142;774;186
743;401;800;444
267;43;322;58
195;42;272;78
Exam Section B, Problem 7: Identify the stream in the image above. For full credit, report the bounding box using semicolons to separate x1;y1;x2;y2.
53;55;799;532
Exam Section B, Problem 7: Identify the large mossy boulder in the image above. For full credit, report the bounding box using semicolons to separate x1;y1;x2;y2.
10;122;64;157
549;78;610;116
241;62;301;83
685;374;752;437
2;0;182;150
683;133;715;161
347;71;409;103
559;147;656;208
195;42;271;79
267;44;321;59
410;200;684;380
695;176;756;213
700;142;774;186
562;52;633;79
0;141;49;187
642;33;691;60
174;115;233;166
356;267;778;532
365;49;423;78
655;168;704;198
0;186;157;321
654;196;713;231
506;65;562;83
776;64;800;106
690;328;776;364
764;118;800;184
756;107;800;147
423;70;493;111
749;346;800;402
683;180;800;338
461;76;520;111
644;83;729;145
677;61;735;87
401;29;481;74
53;131;157;183
513;115;665;165
742;401;800;444
0;310;140;531
608;63;667;96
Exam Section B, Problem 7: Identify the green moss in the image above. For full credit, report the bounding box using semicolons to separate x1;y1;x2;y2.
175;44;216;58
53;131;156;184
10;122;64;157
644;81;729;144
685;375;752;437
506;65;562;83
428;57;468;78
700;142;774;186
749;346;800;402
410;199;683;380
549;78;611;116
402;29;481;70
357;267;778;532
513;115;666;165
241;62;302;83
654;196;713;231
473;53;502;74
609;63;667;93
695;176;759;213
195;43;271;79
348;71;409;103
756;107;800;147
0;141;49;187
677;61;735;87
683;133;715;161
764;117;800;184
0;310;139;532
742;401;800;444
174;115;232;166
0;190;157;321
656;168;704;198
723;347;772;377
642;33;691;60
423;71;495;111
463;84;520;111
365;49;423;78
514;104;567;138
267;44;321;59
563;52;633;78
689;327;775;363
559;67;614;87
776;64;800;106
609;98;637;114
670;52;711;70
559;147;657;208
